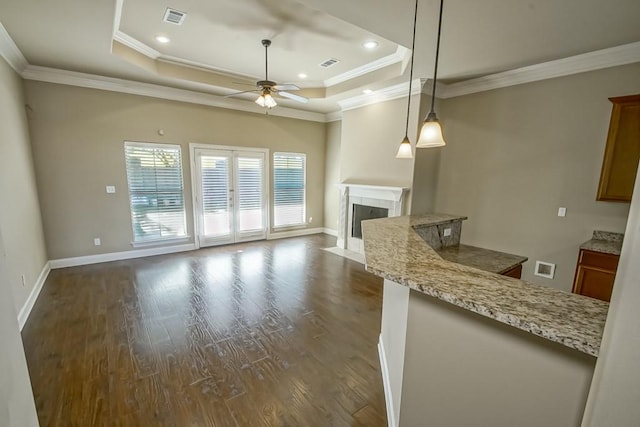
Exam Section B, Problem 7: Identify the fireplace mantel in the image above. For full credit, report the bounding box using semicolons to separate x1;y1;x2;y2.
336;183;410;253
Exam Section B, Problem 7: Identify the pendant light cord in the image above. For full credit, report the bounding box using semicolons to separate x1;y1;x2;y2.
405;0;419;137
429;0;444;114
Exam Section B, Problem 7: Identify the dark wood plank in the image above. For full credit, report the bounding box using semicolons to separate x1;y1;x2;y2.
21;234;387;426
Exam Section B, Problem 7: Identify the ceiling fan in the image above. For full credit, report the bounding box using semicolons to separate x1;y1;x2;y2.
226;39;308;108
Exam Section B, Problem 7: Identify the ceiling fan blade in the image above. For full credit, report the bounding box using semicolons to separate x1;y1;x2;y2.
224;90;260;98
273;84;300;91
278;91;309;103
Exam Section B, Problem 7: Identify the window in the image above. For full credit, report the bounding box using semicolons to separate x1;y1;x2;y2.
273;152;306;227
124;142;187;243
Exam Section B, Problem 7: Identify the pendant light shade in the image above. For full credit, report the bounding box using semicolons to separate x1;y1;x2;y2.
417;0;446;149
394;0;419;159
417;112;446;147
396;136;414;158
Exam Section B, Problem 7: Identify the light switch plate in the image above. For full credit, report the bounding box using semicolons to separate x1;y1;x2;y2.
558;207;566;217
106;186;116;194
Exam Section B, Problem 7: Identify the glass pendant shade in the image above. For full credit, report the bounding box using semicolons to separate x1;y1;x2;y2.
255;92;277;108
395;135;413;159
417;112;446;148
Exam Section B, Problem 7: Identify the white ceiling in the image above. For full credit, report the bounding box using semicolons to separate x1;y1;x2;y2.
1;0;639;114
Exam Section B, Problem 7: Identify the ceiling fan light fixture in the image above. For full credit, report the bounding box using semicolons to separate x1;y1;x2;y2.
256;91;277;109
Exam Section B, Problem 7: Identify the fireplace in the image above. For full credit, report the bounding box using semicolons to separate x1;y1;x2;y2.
335;183;409;255
352;204;389;238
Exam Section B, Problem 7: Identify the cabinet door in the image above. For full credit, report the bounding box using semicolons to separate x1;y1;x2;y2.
597;94;640;202
573;265;615;302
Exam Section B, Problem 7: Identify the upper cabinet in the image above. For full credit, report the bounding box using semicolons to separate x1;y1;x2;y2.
597;94;640;202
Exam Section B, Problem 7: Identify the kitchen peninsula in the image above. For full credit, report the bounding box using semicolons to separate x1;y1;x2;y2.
362;214;608;427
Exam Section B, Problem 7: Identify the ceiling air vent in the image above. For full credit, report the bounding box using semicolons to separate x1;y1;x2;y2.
319;58;340;68
163;8;186;25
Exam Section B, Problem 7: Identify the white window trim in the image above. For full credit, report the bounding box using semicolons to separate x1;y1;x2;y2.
124;140;188;244
273;151;307;229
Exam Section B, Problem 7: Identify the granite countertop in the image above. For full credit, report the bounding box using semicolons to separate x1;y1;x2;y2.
361;213;609;357
436;244;528;275
580;230;624;256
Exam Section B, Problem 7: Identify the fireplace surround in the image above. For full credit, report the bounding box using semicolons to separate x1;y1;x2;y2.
336;183;409;254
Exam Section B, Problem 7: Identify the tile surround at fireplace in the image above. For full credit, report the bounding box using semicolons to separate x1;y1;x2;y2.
335;183;409;254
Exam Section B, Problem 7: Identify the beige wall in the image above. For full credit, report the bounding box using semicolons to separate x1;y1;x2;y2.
426;63;640;291
410;94;442;214
0;57;40;425
25;81;326;260
0;57;48;313
399;290;596;427
323;120;342;231
583;166;640;426
340;96;418;190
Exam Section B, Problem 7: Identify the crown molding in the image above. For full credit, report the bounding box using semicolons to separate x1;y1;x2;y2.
0;22;28;73
113;30;160;59
21;66;329;122
325;111;343;122
441;41;640;99
338;78;422;112
324;46;409;88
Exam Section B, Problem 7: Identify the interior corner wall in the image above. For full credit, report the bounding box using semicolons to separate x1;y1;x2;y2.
339;95;419;203
24;81;327;260
410;93;442;214
433;62;640;291
0;57;48;314
323;120;342;232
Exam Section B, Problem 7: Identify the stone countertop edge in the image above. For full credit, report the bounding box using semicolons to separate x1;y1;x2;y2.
361;213;608;357
580;239;623;256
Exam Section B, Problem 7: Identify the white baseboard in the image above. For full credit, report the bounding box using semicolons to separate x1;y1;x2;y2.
18;261;51;331
266;227;324;240
379;335;397;427
49;243;197;269
322;227;338;237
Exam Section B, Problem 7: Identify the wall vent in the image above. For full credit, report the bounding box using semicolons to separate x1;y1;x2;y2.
534;261;556;279
319;58;340;68
163;8;186;25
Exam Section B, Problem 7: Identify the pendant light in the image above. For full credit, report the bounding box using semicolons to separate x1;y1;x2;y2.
416;0;446;148
395;0;420;159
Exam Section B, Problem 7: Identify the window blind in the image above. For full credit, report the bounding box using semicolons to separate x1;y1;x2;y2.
124;142;187;242
237;156;265;232
273;153;306;227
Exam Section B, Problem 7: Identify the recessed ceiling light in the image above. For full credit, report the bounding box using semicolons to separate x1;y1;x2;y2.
363;41;379;50
155;35;170;44
363;89;373;95
298;73;308;79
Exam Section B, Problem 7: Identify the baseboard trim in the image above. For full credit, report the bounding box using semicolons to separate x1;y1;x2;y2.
322;227;338;237
18;261;51;330
266;227;324;240
378;335;397;427
49;243;197;269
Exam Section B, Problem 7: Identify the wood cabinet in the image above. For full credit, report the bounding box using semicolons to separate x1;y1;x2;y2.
501;264;523;279
597;94;640;202
572;249;619;302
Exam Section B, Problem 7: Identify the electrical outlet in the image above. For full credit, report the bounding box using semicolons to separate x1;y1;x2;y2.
443;227;452;237
534;261;556;279
94;238;101;246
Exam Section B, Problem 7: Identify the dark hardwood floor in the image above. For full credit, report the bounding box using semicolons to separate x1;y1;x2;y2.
22;234;387;426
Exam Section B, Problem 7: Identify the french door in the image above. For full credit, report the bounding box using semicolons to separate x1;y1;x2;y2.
193;147;267;247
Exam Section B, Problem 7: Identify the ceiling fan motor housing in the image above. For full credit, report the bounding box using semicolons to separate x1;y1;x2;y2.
257;80;277;89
